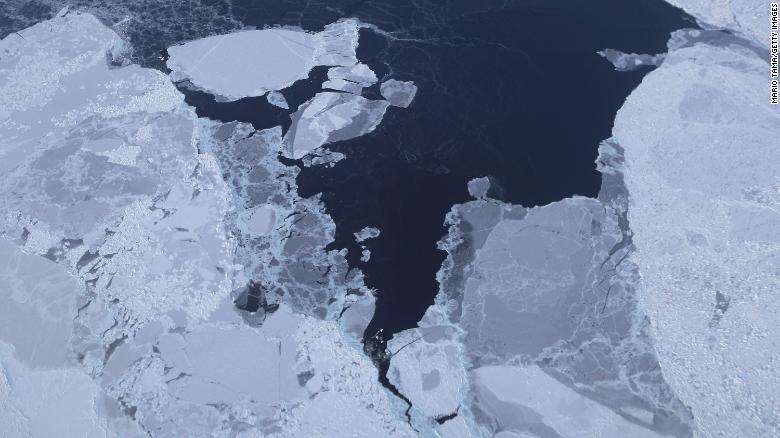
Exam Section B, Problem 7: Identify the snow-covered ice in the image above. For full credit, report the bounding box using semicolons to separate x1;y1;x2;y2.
613;28;780;437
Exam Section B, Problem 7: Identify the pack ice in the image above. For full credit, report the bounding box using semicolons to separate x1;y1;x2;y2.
0;11;417;438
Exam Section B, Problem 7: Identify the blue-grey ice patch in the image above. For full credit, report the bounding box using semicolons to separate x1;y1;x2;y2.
166;19;363;101
380;79;418;108
612;25;780;437
598;48;664;71
266;90;290;109
284;91;390;159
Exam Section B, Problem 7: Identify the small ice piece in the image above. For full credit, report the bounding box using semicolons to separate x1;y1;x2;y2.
467;177;491;199
360;248;371;262
266;91;289;109
284;92;389;159
323;63;378;94
354;226;380;242
598;48;664;72
380;79;418;108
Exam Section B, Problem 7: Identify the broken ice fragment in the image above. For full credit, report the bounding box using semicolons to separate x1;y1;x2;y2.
467;177;491;199
284;92;389;159
354;226;381;242
380;79;418;108
323;63;378;94
266;91;290;109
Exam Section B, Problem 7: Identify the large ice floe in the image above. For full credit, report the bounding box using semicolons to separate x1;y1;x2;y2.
0;10;417;438
612;28;780;437
167;20;364;101
385;5;779;438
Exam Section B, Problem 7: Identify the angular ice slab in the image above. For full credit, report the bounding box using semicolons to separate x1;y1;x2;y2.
266;90;290;109
614;30;780;437
167;20;362;101
380;79;418;108
284;92;389;159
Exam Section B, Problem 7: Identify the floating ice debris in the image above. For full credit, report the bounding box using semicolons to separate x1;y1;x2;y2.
167;20;362;101
380;79;418;108
598;48;664;71
354;226;381;243
266;90;289;109
466;177;491;199
284;92;389;159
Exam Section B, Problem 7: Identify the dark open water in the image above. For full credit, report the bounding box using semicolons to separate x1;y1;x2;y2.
149;0;693;354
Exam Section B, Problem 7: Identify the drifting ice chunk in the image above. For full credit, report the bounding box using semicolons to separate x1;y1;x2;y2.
266;91;290;109
167;29;316;101
380;79;418;108
354;226;381;242
323;63;378;94
467;177;491;199
284;92;389;159
167;20;363;101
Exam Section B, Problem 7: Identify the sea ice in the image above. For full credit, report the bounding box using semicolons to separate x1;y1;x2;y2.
380;79;418;108
613;29;780;437
167;20;363;101
284;92;389;159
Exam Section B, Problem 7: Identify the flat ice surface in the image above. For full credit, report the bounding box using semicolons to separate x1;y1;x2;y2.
168;29;315;101
167;20;362;101
472;365;668;438
614;30;780;437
